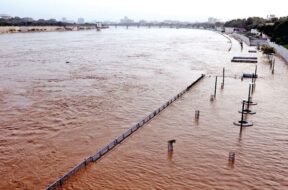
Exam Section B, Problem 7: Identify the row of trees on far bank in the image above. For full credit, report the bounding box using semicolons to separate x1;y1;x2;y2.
0;17;96;26
0;17;68;26
224;16;288;47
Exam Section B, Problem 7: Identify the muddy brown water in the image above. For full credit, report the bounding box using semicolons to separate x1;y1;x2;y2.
0;28;287;189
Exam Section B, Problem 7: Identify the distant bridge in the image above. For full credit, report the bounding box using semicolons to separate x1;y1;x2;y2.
108;23;216;30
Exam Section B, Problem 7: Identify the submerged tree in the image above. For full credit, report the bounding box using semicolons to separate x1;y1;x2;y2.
261;44;276;55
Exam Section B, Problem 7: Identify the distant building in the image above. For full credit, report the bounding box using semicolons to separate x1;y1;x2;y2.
62;17;67;22
139;20;147;24
0;14;12;20
78;18;85;24
208;17;219;24
63;18;75;24
23;17;34;22
48;18;57;23
216;27;224;32
67;20;75;24
120;16;134;24
163;20;181;25
267;14;276;20
225;27;235;34
251;29;261;35
96;22;102;28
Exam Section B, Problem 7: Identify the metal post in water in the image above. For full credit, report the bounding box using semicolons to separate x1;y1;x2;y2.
252;65;257;92
247;84;252;105
240;100;245;128
239;126;243;141
234;99;254;127
168;140;176;152
228;152;236;162
246;84;252;111
195;110;200;121
214;76;218;98
221;68;225;89
272;58;275;74
255;65;258;76
210;94;214;102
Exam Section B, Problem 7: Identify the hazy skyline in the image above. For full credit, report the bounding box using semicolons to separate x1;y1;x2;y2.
1;0;287;22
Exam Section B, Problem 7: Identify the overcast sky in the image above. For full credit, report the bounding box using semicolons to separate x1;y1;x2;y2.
0;0;287;22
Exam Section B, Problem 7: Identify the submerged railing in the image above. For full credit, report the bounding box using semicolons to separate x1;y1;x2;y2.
46;74;205;190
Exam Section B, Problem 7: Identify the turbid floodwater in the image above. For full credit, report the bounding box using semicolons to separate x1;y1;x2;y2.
0;28;287;189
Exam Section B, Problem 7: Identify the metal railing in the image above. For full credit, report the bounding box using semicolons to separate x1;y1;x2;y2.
46;74;205;190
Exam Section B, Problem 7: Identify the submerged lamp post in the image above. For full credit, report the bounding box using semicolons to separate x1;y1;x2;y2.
239;84;256;114
234;100;253;127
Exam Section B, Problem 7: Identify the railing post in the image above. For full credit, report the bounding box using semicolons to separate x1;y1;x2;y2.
214;76;218;98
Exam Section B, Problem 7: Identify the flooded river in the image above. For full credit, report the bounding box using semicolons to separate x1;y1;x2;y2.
0;28;287;189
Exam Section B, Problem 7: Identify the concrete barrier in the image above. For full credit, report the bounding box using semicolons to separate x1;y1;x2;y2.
268;40;288;62
232;33;267;46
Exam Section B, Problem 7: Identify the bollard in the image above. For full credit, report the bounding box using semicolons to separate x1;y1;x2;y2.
214;76;218;98
228;152;235;162
195;110;200;120
168;140;176;152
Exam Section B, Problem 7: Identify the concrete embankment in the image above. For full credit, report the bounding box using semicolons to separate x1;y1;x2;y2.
231;33;267;46
230;32;288;62
268;40;288;62
0;25;96;34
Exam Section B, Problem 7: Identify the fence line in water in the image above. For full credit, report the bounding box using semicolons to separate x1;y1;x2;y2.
46;74;205;190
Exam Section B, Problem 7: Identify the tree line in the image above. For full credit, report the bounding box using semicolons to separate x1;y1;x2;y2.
224;16;288;47
0;17;96;26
